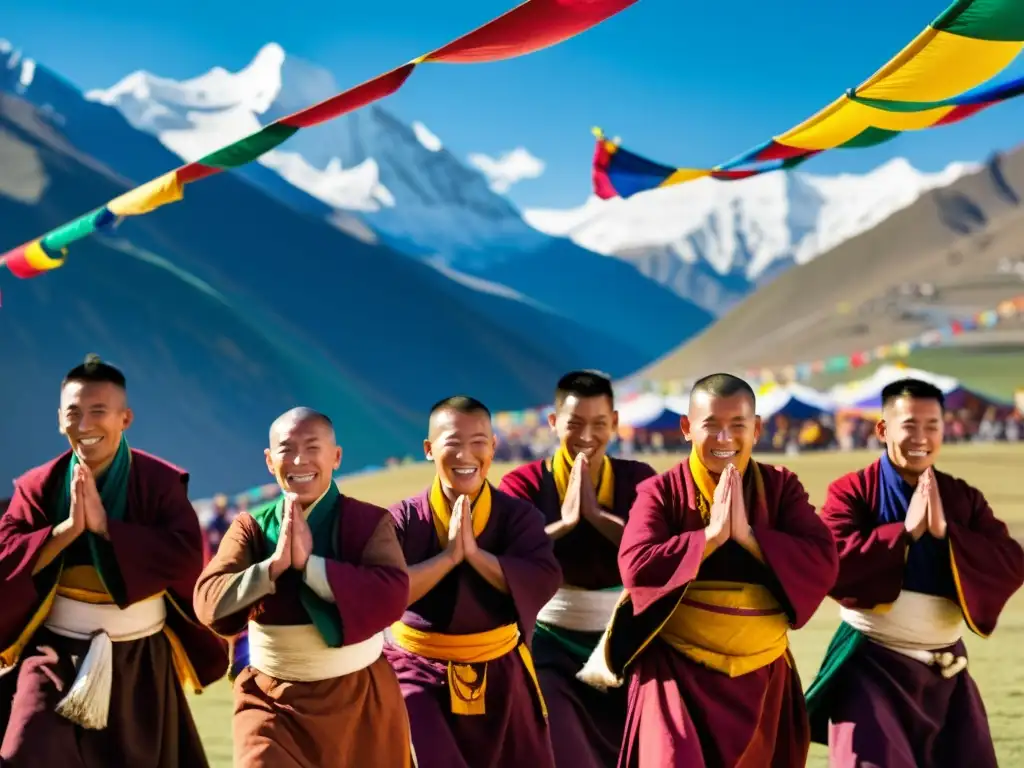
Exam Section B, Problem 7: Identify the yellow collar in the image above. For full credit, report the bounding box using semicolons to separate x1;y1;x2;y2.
551;444;615;509
428;477;492;547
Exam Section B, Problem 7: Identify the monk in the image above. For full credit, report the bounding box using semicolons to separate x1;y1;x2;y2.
193;407;413;768
0;355;227;767
805;378;1024;767
499;370;656;768
386;395;562;768
578;373;838;768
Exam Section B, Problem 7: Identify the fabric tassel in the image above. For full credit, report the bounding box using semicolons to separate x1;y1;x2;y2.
575;631;623;691
55;631;113;729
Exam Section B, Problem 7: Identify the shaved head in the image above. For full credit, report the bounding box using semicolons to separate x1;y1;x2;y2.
689;373;756;412
265;407;341;504
269;406;335;445
427;395;491;439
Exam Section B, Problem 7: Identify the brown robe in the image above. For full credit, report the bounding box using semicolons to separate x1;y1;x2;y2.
193;494;413;768
0;450;228;768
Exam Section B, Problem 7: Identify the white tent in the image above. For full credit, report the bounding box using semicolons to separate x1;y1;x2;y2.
757;383;837;419
617;393;682;429
829;365;960;407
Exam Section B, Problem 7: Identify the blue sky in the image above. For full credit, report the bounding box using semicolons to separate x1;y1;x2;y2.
6;0;1024;209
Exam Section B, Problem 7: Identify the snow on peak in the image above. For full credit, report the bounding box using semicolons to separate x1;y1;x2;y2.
412;121;443;152
2;41;36;92
467;147;545;193
86;43;393;212
524;158;976;281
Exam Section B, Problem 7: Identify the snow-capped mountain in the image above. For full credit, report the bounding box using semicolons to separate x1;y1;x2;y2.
524;158;975;315
84;43;715;363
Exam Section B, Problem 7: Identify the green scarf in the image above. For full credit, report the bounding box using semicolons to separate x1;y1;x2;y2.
249;482;343;648
804;621;866;745
55;435;132;603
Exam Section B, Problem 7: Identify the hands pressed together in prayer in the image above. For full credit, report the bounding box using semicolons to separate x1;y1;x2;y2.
904;468;947;541
559;453;602;531
703;464;761;558
445;495;480;566
66;463;109;539
268;494;316;580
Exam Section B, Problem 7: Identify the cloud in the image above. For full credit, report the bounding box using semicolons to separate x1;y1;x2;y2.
467;147;545;193
412;121;443;152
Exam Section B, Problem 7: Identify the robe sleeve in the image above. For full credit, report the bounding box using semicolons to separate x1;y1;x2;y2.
618;476;707;616
0;479;55;646
820;475;908;609
751;470;838;628
497;467;538;501
324;514;409;645
495;501;562;645
105;473;205;607
192;515;270;637
947;481;1024;637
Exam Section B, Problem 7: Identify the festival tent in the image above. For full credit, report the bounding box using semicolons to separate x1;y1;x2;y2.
829;365;1008;410
617;393;683;430
757;383;838;420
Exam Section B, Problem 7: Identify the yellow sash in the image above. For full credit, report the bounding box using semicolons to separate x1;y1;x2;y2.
551;444;615;509
389;622;546;718
428;476;492;548
659;580;790;677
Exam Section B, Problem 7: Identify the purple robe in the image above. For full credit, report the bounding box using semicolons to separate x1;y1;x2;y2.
0;450;228;767
818;461;1024;768
386;484;562;768
499;457;656;768
613;459;838;768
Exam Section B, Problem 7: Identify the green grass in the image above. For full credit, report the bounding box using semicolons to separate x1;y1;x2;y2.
189;443;1024;767
804;345;1024;401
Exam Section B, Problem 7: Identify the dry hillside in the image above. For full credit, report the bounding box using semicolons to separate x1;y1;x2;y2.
638;144;1024;383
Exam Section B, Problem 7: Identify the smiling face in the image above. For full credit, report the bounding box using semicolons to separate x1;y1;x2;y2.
424;407;496;499
680;390;761;476
58;380;133;471
877;395;943;479
264;415;342;505
549;394;618;464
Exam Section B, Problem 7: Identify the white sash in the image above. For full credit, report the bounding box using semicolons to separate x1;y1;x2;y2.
840;590;968;678
536;586;622;633
247;621;384;682
43;594;167;730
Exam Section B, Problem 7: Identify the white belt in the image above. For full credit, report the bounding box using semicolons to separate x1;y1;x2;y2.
247;621;384;682
536;586;622;633
840;590;968;678
44;594;168;730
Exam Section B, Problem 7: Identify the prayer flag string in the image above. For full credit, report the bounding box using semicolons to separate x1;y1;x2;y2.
0;0;638;278
592;0;1024;199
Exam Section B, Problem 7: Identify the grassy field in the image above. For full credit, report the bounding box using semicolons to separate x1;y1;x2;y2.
189;443;1024;767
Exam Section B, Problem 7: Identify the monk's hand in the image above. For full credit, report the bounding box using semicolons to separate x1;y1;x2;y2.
559;456;583;529
577;453;602;521
289;496;313;570
79;463;108;538
905;473;930;541
268;502;293;580
925;469;947;539
460;495;480;558
446;496;466;565
705;467;732;546
60;465;88;537
727;466;752;545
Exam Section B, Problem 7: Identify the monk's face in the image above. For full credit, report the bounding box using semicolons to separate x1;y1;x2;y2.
58;381;133;470
681;391;761;475
265;417;342;505
549;394;618;463
877;396;943;477
424;408;496;498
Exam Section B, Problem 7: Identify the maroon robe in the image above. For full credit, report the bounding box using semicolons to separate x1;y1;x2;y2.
193;495;412;768
385;484;562;768
0;450;228;768
818;461;1024;768
611;459;838;768
499;457;656;768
